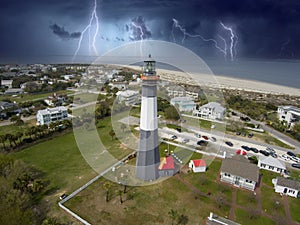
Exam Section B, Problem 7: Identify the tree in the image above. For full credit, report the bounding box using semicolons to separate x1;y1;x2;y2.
292;123;300;133
0;134;7;150
5;133;13;149
109;130;115;140
168;209;178;225
103;181;111;202
164;106;180;121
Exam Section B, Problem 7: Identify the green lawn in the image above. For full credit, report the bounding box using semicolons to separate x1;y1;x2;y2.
236;189;257;208
235;208;275;225
288;197;300;223
65;174;230;225
0;90;73;103
261;185;286;218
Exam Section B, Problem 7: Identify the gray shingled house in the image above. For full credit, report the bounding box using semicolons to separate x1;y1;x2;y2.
220;155;259;191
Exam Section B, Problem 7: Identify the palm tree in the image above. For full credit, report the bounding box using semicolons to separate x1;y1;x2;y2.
168;209;178;225
0;134;7;150
5;133;13;149
109;129;115;140
15;132;23;144
103;181;111;202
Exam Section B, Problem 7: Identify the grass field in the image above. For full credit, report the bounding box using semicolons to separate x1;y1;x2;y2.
235;208;275;225
0;90;73;103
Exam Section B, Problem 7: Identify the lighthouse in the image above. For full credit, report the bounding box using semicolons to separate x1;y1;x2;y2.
136;55;160;181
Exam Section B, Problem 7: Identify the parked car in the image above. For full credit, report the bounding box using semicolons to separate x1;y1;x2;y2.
241;133;246;137
197;140;208;146
259;150;270;156
291;164;300;169
225;141;233;147
195;133;201;138
170;135;177;141
182;138;189;144
249;147;258;153
248;133;254;138
176;128;182;133
202;135;209;140
266;147;276;153
280;154;290;161
270;152;278;158
287;151;296;157
241;145;250;151
210;137;217;142
291;156;300;163
236;132;241;136
60;194;67;200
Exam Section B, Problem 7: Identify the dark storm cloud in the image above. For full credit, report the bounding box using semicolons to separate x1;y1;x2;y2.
129;16;151;41
49;24;81;40
0;0;300;62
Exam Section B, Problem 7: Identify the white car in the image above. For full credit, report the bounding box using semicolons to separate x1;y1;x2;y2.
280;154;290;161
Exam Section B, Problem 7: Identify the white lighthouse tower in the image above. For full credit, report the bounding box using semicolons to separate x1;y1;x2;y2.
136;55;161;181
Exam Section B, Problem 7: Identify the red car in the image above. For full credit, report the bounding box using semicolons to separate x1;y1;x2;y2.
202;135;209;140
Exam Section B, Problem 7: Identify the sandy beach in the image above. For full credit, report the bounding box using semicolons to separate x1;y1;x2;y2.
156;68;300;96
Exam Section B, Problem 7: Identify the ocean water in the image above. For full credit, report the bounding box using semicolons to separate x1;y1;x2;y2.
205;59;300;89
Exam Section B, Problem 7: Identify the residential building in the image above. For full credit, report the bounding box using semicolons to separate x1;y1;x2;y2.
207;212;241;225
4;88;23;95
109;82;128;90
185;86;201;100
0;80;13;88
272;177;300;198
189;159;206;173
258;156;287;174
158;156;176;177
277;105;300;128
36;106;68;125
170;96;196;112
167;85;185;98
116;90;140;106
193;102;226;120
220;155;259;191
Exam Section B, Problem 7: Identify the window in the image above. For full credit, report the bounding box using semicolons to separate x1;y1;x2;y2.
246;179;252;183
269;166;274;170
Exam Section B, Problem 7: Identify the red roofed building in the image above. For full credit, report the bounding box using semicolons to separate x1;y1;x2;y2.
189;159;206;173
158;156;175;177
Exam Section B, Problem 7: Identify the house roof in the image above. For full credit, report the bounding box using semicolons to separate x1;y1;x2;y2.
199;102;225;114
259;156;286;170
276;177;300;190
191;159;206;167
158;156;175;170
221;155;259;182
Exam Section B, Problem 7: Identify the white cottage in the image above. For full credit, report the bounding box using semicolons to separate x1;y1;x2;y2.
189;159;206;173
220;155;259;191
272;177;300;198
258;156;287;174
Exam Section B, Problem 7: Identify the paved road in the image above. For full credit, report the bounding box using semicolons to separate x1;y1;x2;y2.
229;109;300;152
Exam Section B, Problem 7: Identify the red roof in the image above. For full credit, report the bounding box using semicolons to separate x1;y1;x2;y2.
192;159;206;167
159;156;175;170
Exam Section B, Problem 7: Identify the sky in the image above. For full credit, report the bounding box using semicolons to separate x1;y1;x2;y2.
0;0;299;64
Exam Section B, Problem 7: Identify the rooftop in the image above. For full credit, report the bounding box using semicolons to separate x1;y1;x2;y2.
38;106;67;115
279;105;300;114
221;155;259;182
158;156;175;170
276;177;300;190
259;156;286;170
199;102;225;113
191;159;206;167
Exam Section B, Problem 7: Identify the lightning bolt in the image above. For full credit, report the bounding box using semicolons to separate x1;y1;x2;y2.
220;22;238;61
172;18;238;61
172;18;227;59
73;0;99;62
131;21;144;57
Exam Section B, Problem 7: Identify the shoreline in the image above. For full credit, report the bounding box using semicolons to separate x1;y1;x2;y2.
155;68;300;96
